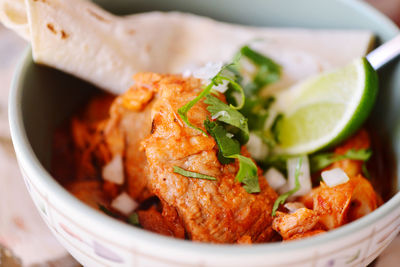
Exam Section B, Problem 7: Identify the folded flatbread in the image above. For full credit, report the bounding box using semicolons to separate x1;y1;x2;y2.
0;0;374;94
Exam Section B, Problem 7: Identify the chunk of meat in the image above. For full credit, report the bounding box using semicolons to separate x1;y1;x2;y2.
101;96;154;202
141;73;278;243
311;129;379;229
326;129;370;177
67;180;108;210
272;208;321;240
137;205;185;239
347;175;379;221
57;86;157;207
237;235;252;244
65;94;115;182
92;75;162;202
102;180;120;199
312;182;354;229
160;202;186;239
275;175;378;240
299;175;379;231
284;130;379;241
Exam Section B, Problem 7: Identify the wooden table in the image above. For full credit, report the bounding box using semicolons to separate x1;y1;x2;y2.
0;1;399;266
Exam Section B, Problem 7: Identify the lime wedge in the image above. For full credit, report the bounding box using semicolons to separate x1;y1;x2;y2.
273;57;378;155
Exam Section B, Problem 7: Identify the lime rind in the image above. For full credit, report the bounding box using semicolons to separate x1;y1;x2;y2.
324;58;378;148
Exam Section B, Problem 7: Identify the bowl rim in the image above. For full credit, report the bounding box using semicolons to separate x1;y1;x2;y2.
8;0;400;258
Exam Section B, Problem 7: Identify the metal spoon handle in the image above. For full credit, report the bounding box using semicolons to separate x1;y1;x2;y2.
367;34;400;70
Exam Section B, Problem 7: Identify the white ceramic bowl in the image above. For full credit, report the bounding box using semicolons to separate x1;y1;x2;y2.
9;0;400;266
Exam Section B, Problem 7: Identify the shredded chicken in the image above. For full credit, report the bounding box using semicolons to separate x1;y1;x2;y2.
273;130;380;240
273;208;322;240
137;205;185;239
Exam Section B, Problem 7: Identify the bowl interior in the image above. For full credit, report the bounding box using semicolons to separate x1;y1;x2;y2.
20;0;400;191
11;0;400;254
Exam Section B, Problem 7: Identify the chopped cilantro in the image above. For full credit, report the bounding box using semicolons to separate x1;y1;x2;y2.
213;68;246;110
240;45;281;95
240;46;281;75
362;163;371;179
241;96;275;131
178;82;214;135
204;94;249;144
178;57;245;133
128;212;141;226
259;154;289;174
204;119;240;164
173;166;217;181
230;46;282;152
98;204;119;218
310;149;372;173
272;157;303;216
178;47;283;194
229;154;260;193
204;119;259;193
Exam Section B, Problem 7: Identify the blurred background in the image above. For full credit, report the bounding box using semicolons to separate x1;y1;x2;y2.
0;0;399;266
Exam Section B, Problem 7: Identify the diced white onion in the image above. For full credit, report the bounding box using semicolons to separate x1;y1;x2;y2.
182;69;192;78
246;133;269;161
102;154;124;185
111;192;138;215
193;62;223;81
279;156;311;197
211;111;228;120
264;167;286;190
226;133;234;138
321;168;349;187
284;202;306;214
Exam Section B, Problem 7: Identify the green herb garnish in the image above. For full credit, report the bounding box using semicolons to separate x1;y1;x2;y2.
233;46;282;151
240;45;281;96
272;157;303;216
177;82;214;135
173;166;217;181
229;154;260;193
204;95;249;144
362;163;371;179
178;57;244;134
204;119;240;164
178;47;282;194
259;154;289;174
310;149;372;173
241;46;281;75
128;212;141;226
98;204;119;218
213;64;246;110
240;96;275;131
204;119;259;193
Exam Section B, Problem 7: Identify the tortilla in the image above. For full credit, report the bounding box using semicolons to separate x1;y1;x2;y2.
0;0;374;94
0;0;29;40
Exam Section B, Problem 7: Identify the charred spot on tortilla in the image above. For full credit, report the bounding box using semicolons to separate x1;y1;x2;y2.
126;29;136;35
46;23;57;34
61;30;69;39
